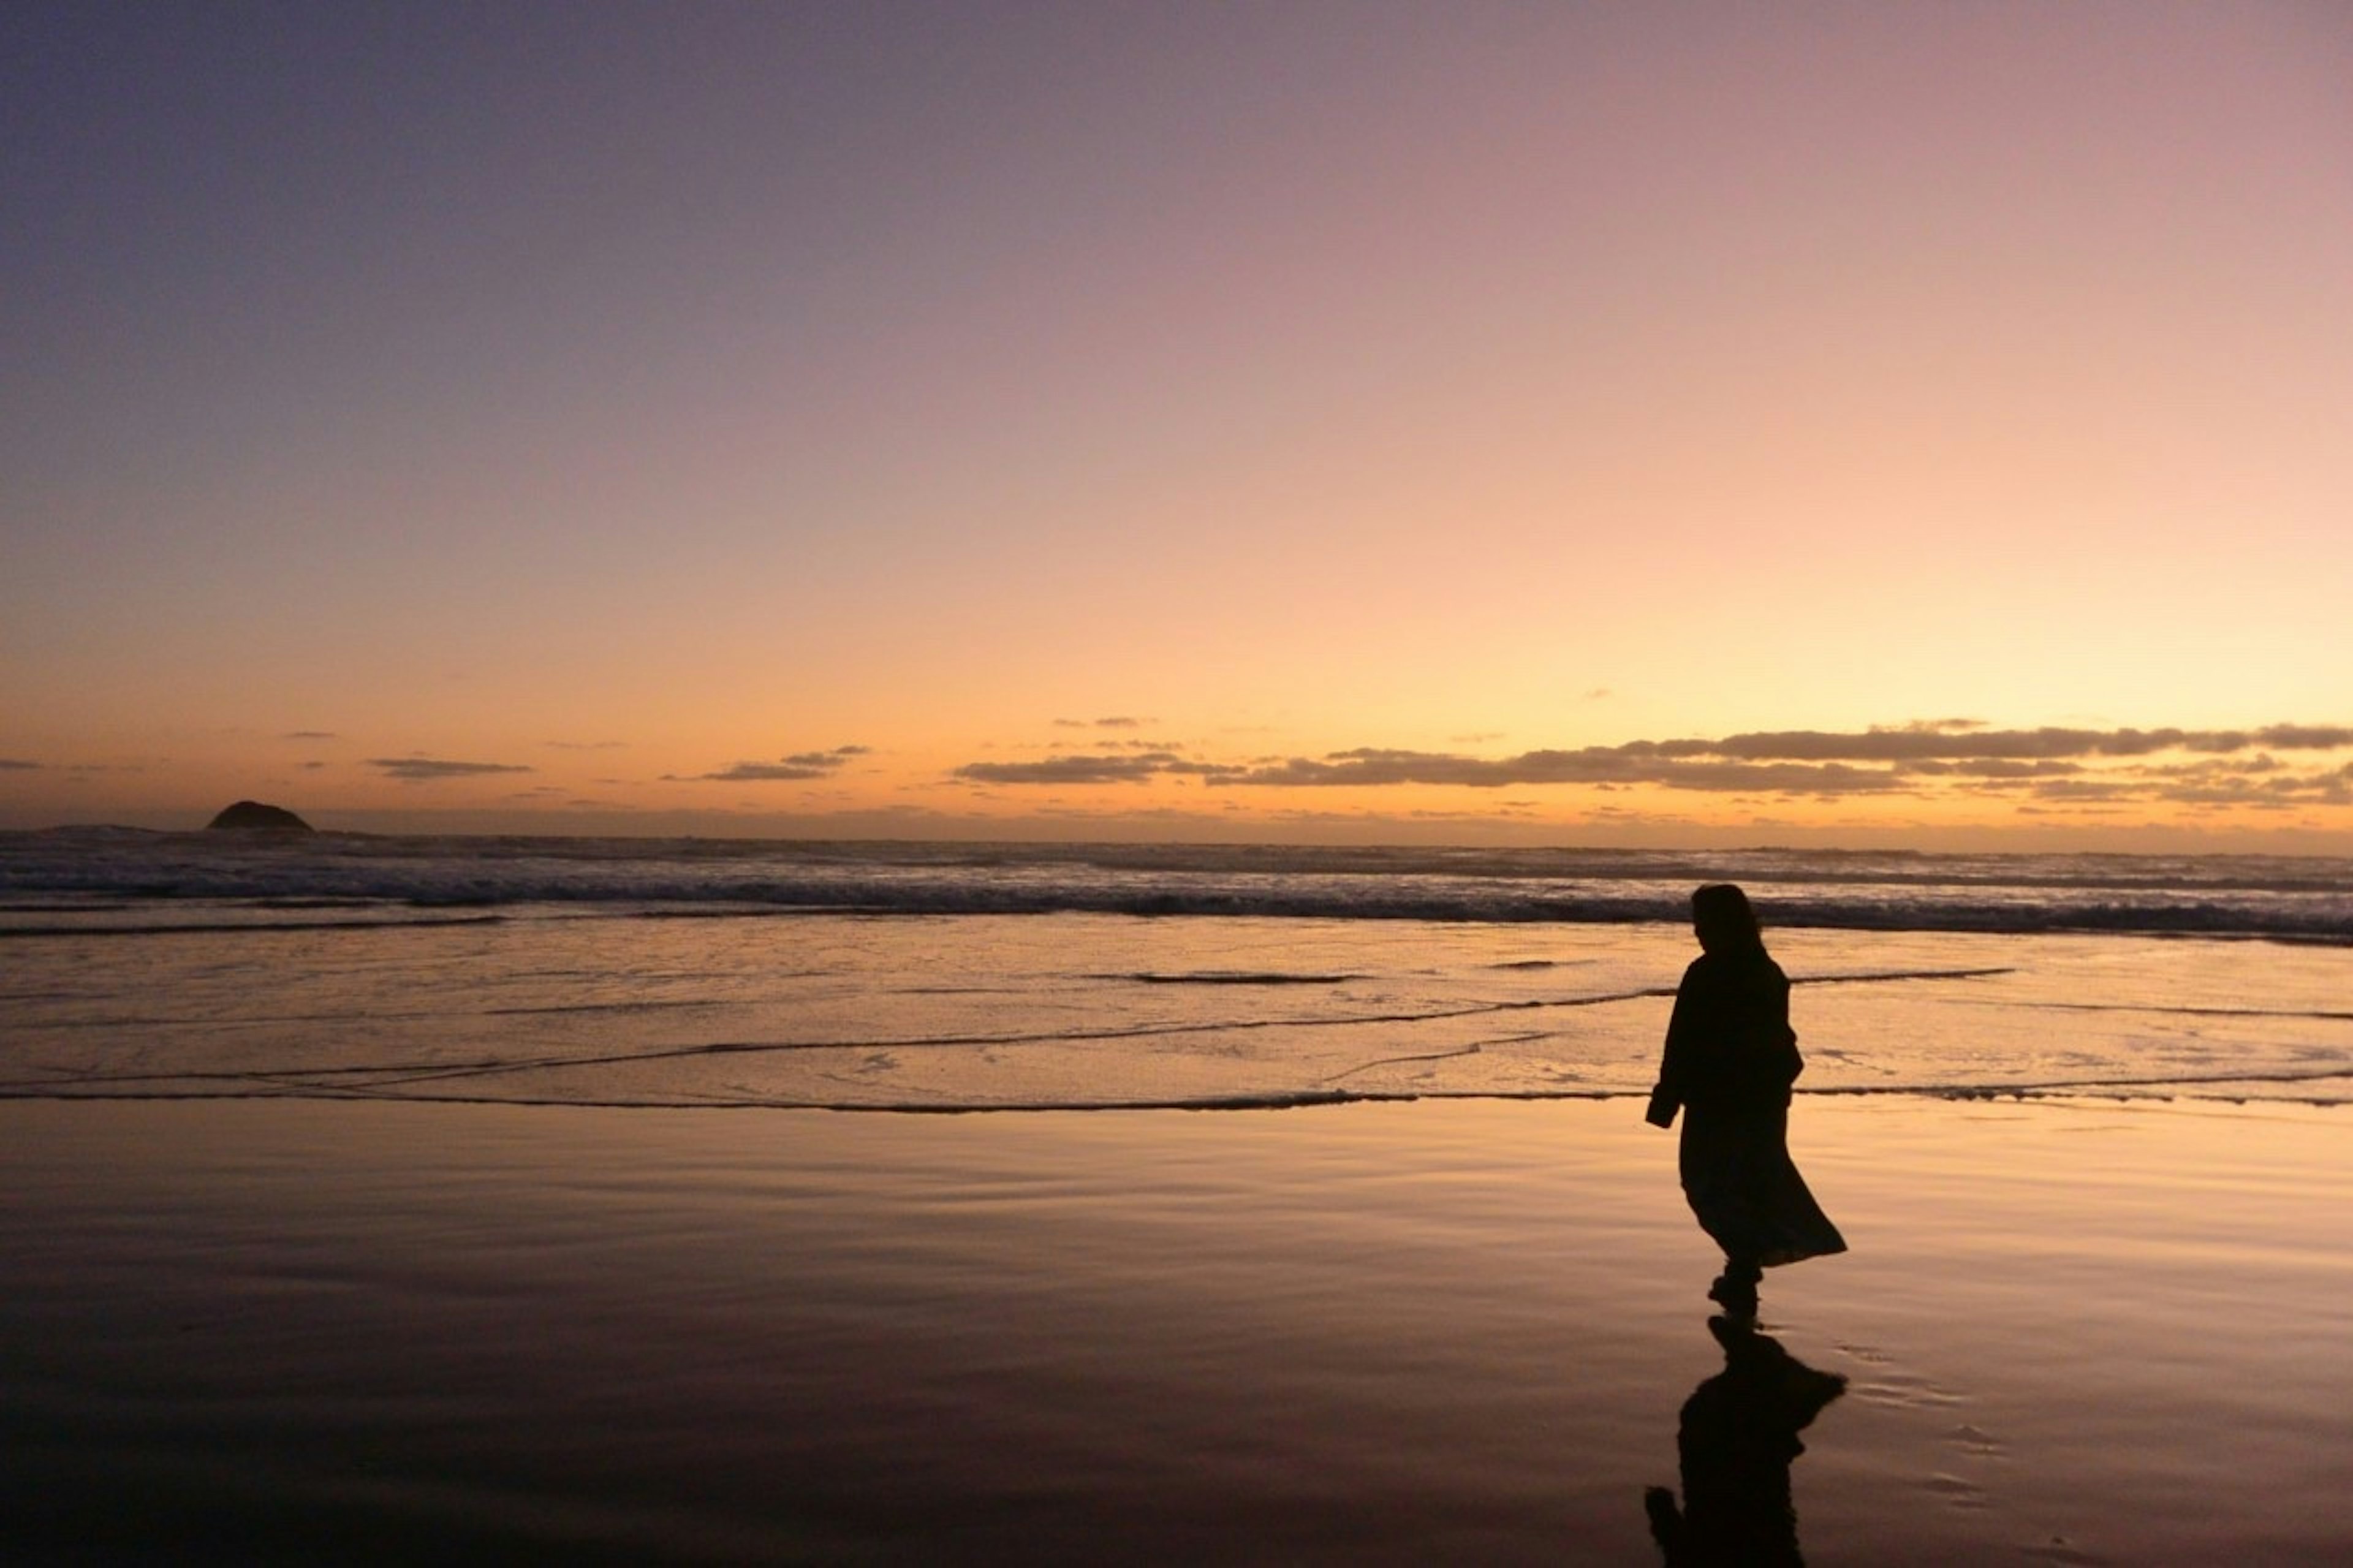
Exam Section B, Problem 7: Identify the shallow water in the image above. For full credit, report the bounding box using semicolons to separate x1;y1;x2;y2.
4;1097;2346;1563
3;909;2348;1109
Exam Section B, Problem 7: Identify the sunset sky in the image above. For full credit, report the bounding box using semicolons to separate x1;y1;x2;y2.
6;2;2349;849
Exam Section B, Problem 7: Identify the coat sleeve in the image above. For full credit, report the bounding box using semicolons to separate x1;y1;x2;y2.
1647;964;1702;1127
1767;964;1803;1086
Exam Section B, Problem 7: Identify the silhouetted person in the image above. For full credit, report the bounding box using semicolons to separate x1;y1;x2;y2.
1647;884;1846;1317
1645;1315;1847;1566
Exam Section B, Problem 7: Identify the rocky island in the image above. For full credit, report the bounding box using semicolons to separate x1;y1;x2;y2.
205;800;315;833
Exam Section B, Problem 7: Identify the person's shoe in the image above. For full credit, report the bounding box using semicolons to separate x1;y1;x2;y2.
1707;1274;1759;1316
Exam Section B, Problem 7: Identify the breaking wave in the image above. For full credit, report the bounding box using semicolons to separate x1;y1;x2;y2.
5;830;2350;942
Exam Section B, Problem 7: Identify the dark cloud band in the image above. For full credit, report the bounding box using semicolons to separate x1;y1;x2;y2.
957;752;1232;786
951;722;2353;809
368;758;534;782
672;745;870;784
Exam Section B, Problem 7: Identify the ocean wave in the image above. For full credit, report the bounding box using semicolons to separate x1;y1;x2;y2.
4;831;2349;942
0;914;508;939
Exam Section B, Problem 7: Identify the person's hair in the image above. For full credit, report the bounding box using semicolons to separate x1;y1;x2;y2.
1692;883;1765;955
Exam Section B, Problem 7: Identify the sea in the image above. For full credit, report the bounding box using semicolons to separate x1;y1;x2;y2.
4;831;2349;1112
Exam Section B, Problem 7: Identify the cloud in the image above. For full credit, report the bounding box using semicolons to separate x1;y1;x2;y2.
672;744;870;783
368;757;535;782
947;721;2353;809
2028;780;2137;802
1899;759;2083;780
955;752;1235;786
545;739;629;751
0;758;40;771
1053;716;1148;730
281;730;338;741
680;762;834;782
1675;723;2353;762
1214;748;1909;794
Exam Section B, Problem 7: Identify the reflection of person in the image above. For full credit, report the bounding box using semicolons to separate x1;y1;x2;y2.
1647;884;1845;1314
1645;1316;1847;1567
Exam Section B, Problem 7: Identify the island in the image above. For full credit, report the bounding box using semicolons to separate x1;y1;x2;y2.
205;800;315;833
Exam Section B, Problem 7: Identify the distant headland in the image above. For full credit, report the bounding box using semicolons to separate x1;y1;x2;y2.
205;801;315;833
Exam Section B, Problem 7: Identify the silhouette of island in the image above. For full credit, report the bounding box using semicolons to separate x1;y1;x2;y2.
206;800;314;832
1646;1316;1847;1566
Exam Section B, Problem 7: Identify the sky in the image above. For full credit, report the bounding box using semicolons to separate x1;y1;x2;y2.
4;1;2350;849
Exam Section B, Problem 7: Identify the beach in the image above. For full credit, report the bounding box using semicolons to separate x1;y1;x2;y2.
5;837;2349;1560
6;1093;2346;1564
14;3;2352;1556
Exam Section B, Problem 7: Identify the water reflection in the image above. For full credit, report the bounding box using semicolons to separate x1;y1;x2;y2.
1646;1315;1847;1566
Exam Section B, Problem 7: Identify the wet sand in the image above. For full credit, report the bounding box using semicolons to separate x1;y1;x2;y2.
2;1096;2347;1563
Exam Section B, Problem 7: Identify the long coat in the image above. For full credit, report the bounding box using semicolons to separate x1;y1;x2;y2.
1651;948;1846;1269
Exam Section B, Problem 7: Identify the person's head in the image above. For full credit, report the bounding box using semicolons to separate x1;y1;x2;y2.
1692;883;1764;955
